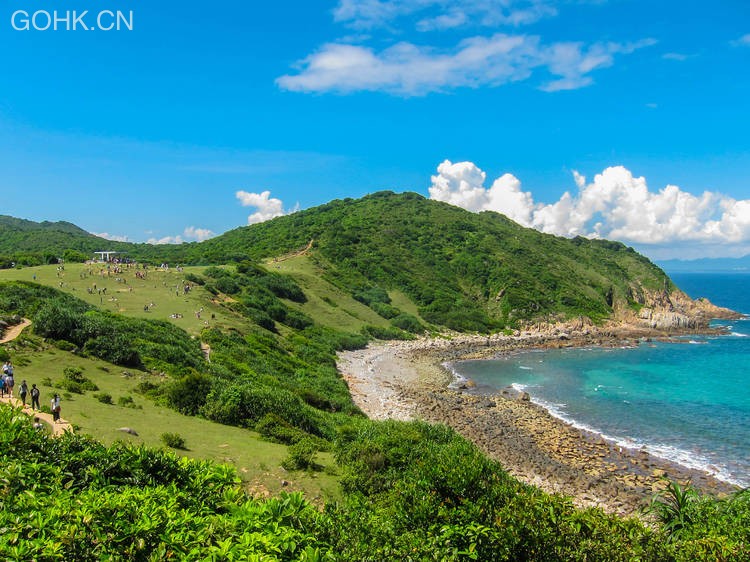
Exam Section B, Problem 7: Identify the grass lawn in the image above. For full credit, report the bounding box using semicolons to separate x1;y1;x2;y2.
0;263;251;337
2;331;342;503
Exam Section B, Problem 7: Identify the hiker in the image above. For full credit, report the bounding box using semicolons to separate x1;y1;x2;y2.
51;394;61;423
19;380;28;407
32;417;44;430
30;384;40;411
0;372;5;398
5;372;14;399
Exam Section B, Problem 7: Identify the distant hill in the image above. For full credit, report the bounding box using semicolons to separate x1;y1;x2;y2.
0;215;91;235
658;255;750;273
0;214;121;261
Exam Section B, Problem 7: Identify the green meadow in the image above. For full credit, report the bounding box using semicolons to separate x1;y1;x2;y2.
0;263;341;501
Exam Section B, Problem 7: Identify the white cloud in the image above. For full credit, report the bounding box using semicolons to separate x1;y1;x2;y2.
94;232;131;242
147;235;184;245
236;190;296;224
333;0;558;30
428;160;750;250
183;226;216;242
662;52;690;61
278;35;655;96
731;33;750;47
145;226;216;245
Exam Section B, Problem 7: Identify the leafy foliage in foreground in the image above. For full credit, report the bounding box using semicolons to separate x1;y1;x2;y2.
2;406;746;561
0;406;331;561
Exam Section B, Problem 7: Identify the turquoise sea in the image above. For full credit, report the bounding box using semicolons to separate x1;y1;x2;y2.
451;273;750;488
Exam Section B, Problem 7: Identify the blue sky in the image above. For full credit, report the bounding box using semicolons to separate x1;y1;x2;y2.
1;1;749;259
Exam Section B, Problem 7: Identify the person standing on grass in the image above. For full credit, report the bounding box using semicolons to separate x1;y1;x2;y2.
30;384;40;411
5;372;14;399
19;380;28;407
51;394;61;423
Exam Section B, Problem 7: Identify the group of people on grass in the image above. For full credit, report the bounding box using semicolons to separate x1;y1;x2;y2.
2;359;62;423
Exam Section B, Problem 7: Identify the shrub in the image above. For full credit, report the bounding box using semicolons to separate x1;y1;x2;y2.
281;438;319;471
94;393;113;405
56;367;98;394
370;302;400;319
183;272;205;285
390;313;424;333
160;432;186;450
117;395;139;408
53;339;77;352
352;286;390;306
361;325;413;340
215;277;241;295
255;413;306;445
163;372;212;416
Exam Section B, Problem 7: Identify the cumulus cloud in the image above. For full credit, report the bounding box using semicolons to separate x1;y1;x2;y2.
428;160;750;249
94;232;131;242
147;235;184;245
183;226;216;242
236;190;297;224
278;35;655;96
146;226;216;245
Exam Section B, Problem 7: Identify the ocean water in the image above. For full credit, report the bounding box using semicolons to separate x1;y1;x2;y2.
452;273;750;488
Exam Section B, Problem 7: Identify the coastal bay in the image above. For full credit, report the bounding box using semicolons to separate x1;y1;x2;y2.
338;325;741;517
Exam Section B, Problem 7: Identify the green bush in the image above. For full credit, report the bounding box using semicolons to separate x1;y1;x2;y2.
160;432;186;450
390;313;424;333
55;367;98;394
361;325;413;340
255;413;307;445
164;372;212;416
370;301;401;319
183;272;205;285
94;393;113;405
281;438;319;471
117;395;140;409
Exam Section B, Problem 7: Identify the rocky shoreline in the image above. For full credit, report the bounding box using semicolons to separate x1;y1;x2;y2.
338;323;741;518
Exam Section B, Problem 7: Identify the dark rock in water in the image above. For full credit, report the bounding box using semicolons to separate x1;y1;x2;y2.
117;427;138;436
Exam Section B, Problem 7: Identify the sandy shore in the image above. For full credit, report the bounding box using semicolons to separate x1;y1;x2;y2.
338;327;739;517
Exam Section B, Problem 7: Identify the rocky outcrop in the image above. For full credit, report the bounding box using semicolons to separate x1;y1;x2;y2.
617;286;741;331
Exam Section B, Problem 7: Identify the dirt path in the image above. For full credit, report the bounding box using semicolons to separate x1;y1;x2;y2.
0;318;32;343
1;318;71;435
0;394;72;436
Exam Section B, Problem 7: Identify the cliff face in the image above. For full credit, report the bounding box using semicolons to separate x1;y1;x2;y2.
618;287;740;331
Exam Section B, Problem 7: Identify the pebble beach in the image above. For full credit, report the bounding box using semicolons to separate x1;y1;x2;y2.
338;327;739;517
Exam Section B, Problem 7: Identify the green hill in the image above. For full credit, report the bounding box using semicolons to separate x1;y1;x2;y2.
197;191;670;330
2;192;674;331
